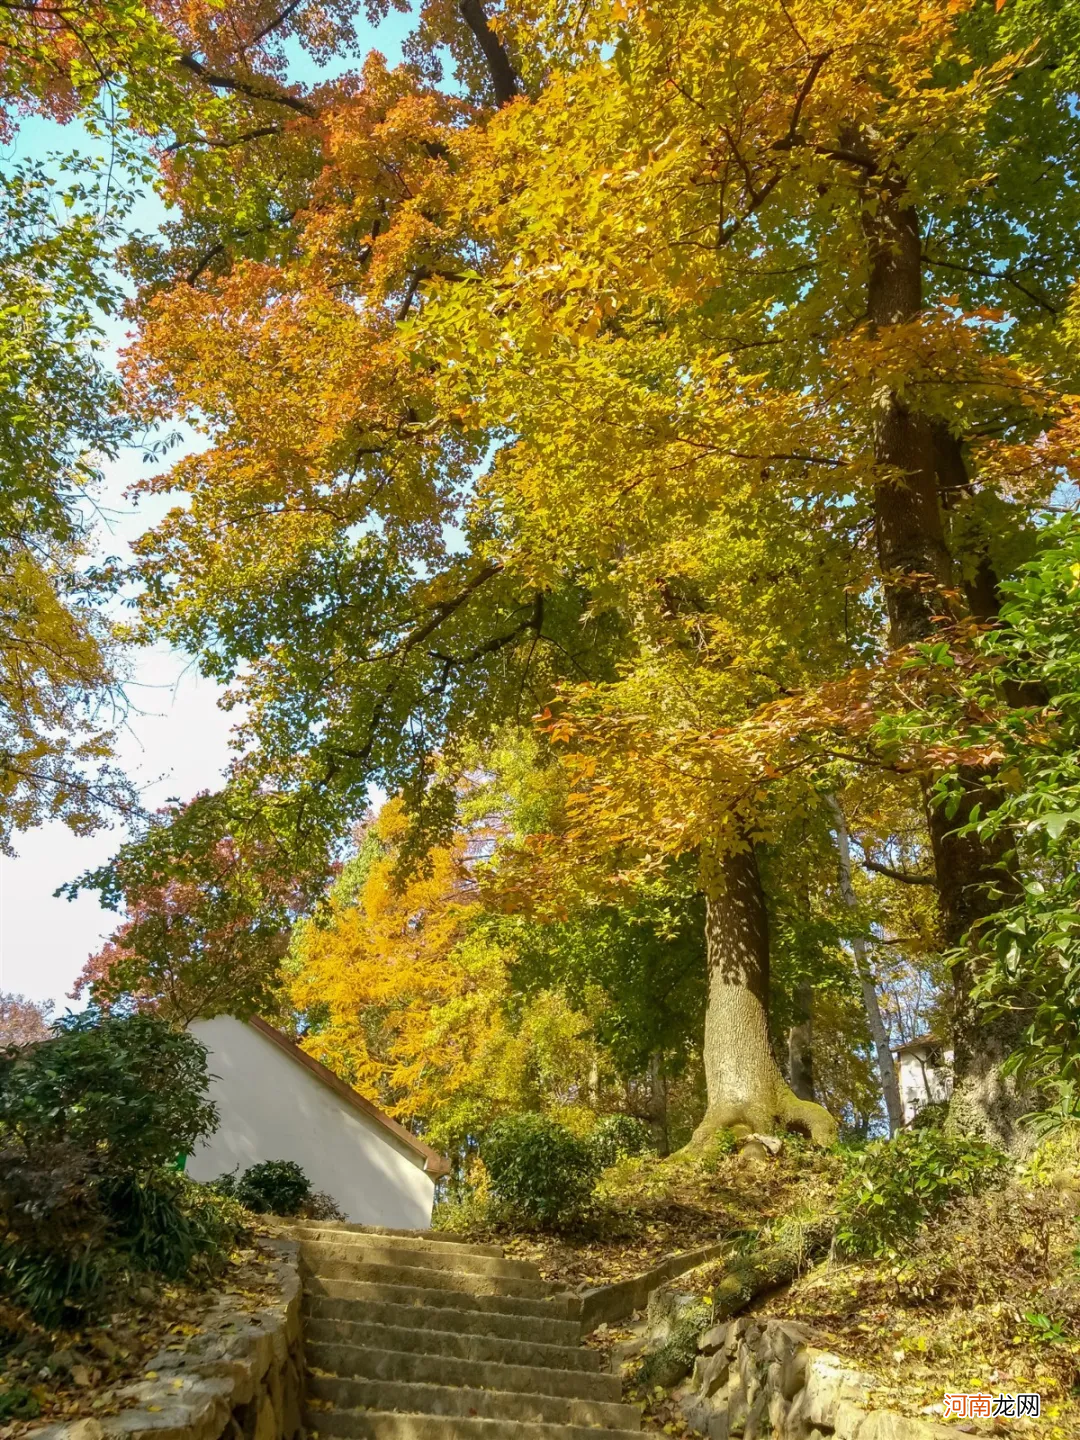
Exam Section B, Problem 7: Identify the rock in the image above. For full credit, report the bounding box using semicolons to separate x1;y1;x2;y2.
803;1348;876;1427
46;1349;80;1375
768;1389;790;1435
728;1379;749;1437
742;1386;769;1440
698;1323;729;1355
736;1141;771;1167
694;1350;730;1398
610;1334;648;1372
743;1133;784;1156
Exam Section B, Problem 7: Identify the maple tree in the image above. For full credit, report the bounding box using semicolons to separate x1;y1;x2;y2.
69;789;327;1022
0;994;54;1048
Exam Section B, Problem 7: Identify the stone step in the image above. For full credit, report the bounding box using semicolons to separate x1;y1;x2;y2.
287;1223;504;1258
305;1408;643;1440
303;1256;558;1300
307;1341;620;1403
304;1317;600;1373
305;1273;573;1314
307;1375;641;1431
299;1239;541;1282
304;1296;582;1348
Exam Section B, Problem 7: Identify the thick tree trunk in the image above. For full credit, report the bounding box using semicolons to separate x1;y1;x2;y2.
858;161;1034;1150
787;981;815;1102
692;844;836;1146
826;795;904;1135
862;173;953;647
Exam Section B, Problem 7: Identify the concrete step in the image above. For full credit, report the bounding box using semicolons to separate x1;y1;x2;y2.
304;1296;582;1348
304;1271;571;1312
307;1375;640;1431
307;1341;620;1403
299;1240;542;1282
303;1256;558;1300
287;1222;504;1258
304;1317;600;1373
305;1409;643;1440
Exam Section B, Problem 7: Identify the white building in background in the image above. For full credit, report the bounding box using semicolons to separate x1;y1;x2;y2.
893;1034;954;1125
186;1015;449;1227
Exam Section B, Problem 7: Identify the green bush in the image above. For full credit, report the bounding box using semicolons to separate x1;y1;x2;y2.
212;1160;345;1219
591;1114;655;1169
0;1010;240;1324
107;1170;250;1277
835;1128;1009;1258
482;1114;600;1228
233;1159;311;1215
0;1009;217;1170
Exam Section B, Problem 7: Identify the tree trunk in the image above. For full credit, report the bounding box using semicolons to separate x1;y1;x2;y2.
826;794;904;1135
787;981;815;1102
861;170;953;647
858;158;1033;1150
692;843;836;1146
647;1050;671;1157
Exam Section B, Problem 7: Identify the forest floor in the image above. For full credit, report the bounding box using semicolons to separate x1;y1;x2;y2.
0;1246;279;1435
444;1136;1080;1439
458;1134;842;1287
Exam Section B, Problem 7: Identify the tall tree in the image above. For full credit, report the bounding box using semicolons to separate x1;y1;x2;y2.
416;0;1080;1145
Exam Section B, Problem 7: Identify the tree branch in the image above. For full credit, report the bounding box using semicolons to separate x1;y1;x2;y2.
458;0;519;106
177;53;317;117
862;858;936;886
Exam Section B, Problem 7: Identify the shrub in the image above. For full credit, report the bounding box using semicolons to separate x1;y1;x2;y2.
591;1114;654;1169
835;1128;1009;1259
0;1010;239;1324
482;1113;600;1228
215;1159;313;1215
0;1009;217;1172
302;1189;347;1221
106;1170;250;1278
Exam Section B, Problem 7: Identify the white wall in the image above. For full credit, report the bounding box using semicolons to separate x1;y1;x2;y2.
898;1046;953;1125
187;1016;435;1228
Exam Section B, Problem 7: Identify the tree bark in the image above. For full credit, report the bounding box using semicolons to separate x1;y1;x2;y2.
459;0;520;107
647;1050;671;1157
850;148;1037;1148
692;843;836;1146
826;794;904;1135
861;171;953;647
786;980;815;1102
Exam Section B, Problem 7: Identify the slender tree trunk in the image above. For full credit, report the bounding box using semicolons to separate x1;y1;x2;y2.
857;159;1033;1150
787;981;815;1102
647;1050;670;1157
826;795;905;1135
692;843;836;1146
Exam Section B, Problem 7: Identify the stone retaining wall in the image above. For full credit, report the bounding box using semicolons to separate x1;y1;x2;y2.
677;1316;957;1440
30;1240;303;1440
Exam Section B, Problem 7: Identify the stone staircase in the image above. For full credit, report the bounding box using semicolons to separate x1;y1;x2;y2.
290;1222;641;1440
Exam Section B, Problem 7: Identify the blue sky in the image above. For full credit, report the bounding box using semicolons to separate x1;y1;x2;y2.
0;4;414;1008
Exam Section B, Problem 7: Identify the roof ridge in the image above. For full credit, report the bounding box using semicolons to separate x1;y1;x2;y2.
247;1015;451;1178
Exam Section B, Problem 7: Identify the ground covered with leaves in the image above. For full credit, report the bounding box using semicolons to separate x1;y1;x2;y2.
0;1245;279;1434
440;1133;841;1286
443;1131;1080;1439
